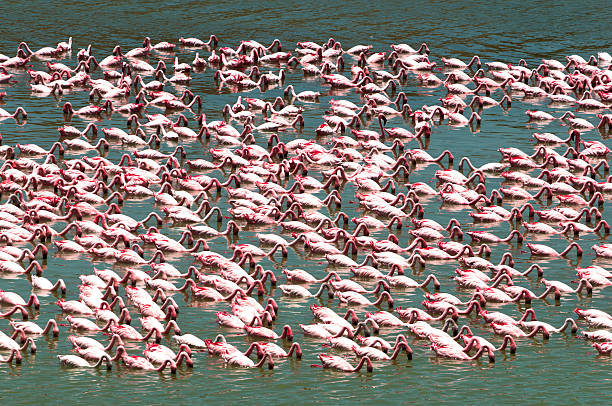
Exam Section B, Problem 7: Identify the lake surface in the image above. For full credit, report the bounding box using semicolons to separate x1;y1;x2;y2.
0;1;611;404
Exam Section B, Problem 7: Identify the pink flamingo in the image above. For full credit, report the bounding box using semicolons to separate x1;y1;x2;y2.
58;354;112;369
527;242;582;257
222;351;274;369
114;347;177;373
313;354;373;372
430;344;495;363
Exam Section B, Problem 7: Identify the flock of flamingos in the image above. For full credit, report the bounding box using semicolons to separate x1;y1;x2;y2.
0;33;611;375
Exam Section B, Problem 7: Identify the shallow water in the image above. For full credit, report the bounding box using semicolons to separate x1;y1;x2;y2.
0;1;611;404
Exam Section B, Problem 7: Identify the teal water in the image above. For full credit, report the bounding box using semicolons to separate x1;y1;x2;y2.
0;1;611;404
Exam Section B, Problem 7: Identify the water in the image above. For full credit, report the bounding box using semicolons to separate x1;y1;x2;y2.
1;1;611;404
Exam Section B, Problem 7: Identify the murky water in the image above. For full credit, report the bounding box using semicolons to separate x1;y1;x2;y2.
0;1;611;404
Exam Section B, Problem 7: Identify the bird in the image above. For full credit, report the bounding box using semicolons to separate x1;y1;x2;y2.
58;354;113;370
313;354;373;372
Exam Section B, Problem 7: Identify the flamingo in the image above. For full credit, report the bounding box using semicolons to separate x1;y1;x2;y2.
441;55;481;70
144;343;193;367
519;318;578;335
352;341;412;361
65;315;115;331
466;230;523;244
253;342;302;359
584;330;612;342
0;107;27;119
591;243;612;258
592;342;612;355
313;354;373;372
278;283;333;298
0;291;40;309
58;354;112;370
68;334;124;351
366;310;414;327
0;305;30;320
0;349;22;364
490;323;550;339
9;319;59;336
431;344;495;363
0;329;37;353
204;336;256;357
109;322;162;343
172;333;208;348
222;351;274;369
299;324;354;339
284;85;320;102
391;43;429;54
335;290;394;308
460;333;517;354
244;324;293;341
179;35;218;47
282;269;340;284
583;316;612;329
114;347;177;373
30;276;67;293
540;278;593;295
527;242;582;257
62;101;111;117
574;308;612;320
